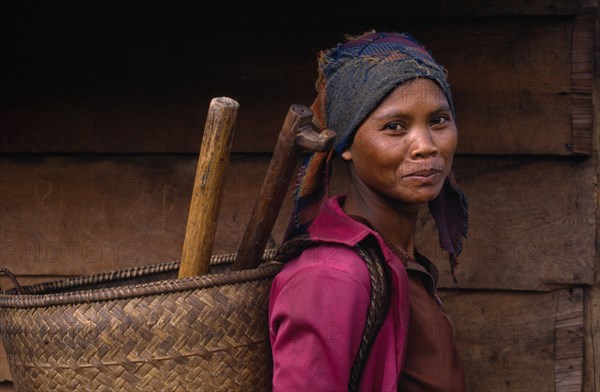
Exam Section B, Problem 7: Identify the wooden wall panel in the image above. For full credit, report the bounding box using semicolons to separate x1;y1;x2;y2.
0;154;594;290
585;284;600;392
438;288;584;391
570;10;596;154
555;289;585;391
423;18;572;155
0;155;192;275
0;155;287;275
412;156;596;290
0;16;587;156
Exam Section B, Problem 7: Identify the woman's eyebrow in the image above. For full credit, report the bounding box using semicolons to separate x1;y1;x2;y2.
371;104;452;121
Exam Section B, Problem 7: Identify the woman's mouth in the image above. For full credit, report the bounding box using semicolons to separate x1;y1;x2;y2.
404;168;443;177
401;168;444;184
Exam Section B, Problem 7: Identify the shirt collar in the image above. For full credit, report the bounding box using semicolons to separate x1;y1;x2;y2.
307;195;394;262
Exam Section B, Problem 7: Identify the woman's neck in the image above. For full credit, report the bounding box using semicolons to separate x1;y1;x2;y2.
342;177;420;259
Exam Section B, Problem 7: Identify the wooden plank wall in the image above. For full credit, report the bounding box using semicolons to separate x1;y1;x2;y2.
0;1;597;390
584;4;600;391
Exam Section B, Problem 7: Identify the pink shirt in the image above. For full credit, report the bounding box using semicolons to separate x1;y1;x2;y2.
269;196;410;391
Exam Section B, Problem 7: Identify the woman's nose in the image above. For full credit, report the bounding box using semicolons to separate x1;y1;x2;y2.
409;127;438;159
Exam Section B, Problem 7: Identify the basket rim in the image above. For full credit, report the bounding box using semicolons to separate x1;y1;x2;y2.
0;250;282;309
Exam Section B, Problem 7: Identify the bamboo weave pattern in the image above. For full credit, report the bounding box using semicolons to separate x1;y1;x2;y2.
0;252;281;391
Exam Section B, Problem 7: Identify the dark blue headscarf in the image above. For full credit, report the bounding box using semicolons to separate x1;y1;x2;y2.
318;32;454;154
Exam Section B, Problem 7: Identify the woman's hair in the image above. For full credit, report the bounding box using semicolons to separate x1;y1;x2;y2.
285;31;468;279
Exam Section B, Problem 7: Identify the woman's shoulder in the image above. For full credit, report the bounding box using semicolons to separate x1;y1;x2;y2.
273;243;371;292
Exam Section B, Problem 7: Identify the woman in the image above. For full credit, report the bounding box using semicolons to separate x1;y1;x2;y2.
269;32;468;391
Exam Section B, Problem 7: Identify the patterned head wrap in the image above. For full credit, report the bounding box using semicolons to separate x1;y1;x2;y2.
285;31;468;279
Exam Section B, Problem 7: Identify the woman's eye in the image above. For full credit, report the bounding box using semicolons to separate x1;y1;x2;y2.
431;115;450;126
384;122;405;131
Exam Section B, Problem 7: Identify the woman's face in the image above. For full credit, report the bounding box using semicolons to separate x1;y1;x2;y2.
341;78;458;206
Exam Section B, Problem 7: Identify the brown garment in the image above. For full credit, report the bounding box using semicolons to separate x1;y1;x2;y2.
348;215;465;390
395;254;465;391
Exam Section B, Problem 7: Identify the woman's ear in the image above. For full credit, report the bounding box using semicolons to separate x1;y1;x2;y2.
341;148;352;161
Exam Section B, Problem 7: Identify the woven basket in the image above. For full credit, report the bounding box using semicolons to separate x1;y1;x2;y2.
0;251;282;392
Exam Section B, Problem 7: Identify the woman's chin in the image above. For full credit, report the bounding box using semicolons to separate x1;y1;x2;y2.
385;185;445;205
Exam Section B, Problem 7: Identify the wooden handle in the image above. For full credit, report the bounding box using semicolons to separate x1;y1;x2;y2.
233;104;335;271
178;97;239;278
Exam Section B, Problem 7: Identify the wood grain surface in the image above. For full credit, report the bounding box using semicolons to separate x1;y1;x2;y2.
585;284;600;392
0;17;586;156
555;288;585;391
0;154;594;290
178;97;238;278
438;288;584;392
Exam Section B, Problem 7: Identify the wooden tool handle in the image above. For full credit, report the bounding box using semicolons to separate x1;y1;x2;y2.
178;97;239;279
233;104;335;271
